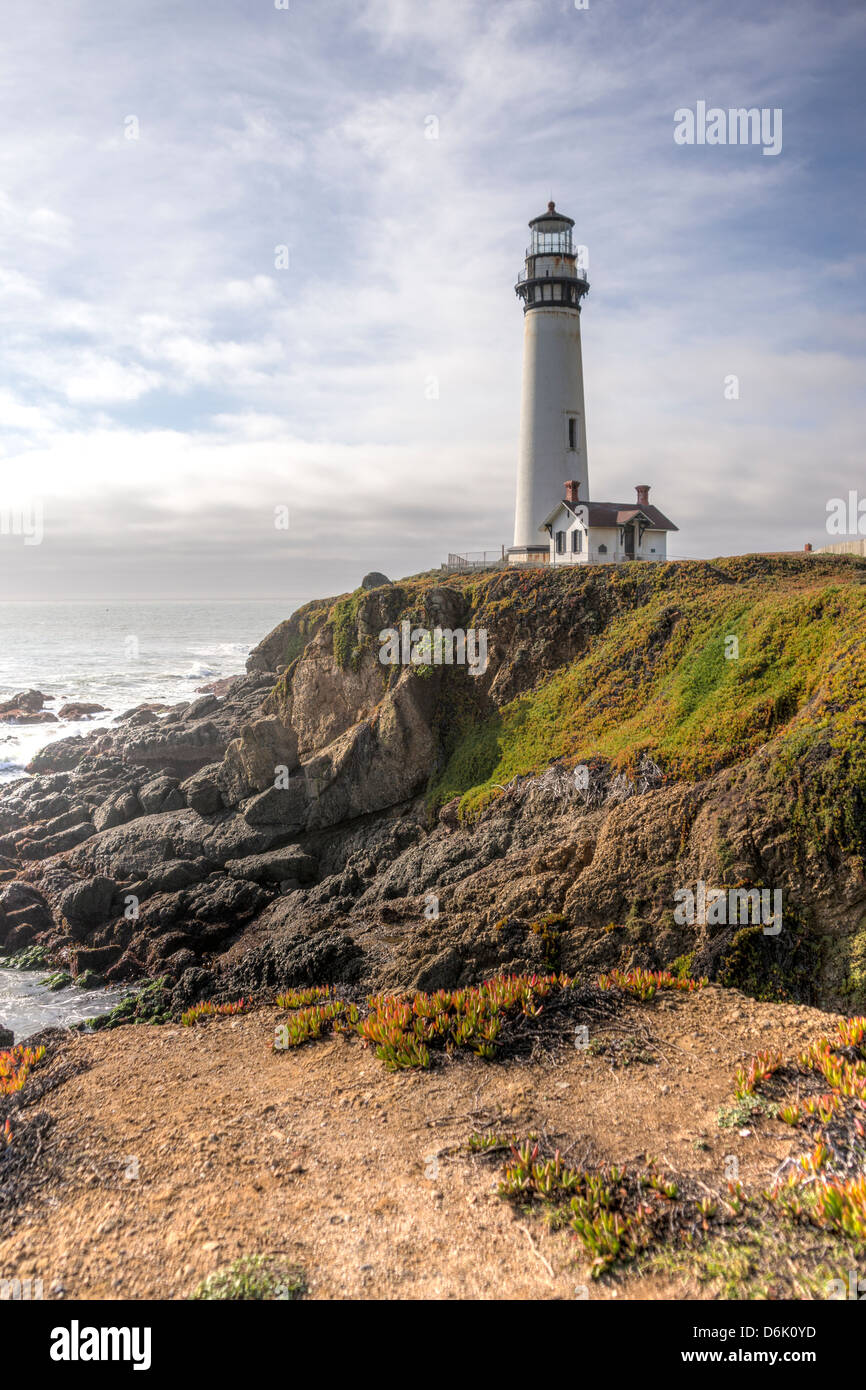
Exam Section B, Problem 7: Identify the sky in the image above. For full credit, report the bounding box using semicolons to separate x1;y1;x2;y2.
0;0;864;601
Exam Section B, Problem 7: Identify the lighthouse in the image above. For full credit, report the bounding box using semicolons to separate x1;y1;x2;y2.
508;201;590;565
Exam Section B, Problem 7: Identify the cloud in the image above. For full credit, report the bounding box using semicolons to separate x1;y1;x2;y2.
0;0;863;598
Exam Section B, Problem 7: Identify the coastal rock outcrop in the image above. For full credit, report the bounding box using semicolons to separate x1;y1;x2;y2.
2;555;864;1019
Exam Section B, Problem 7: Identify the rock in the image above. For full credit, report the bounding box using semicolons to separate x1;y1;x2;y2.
361;571;391;590
93;789;143;832
70;944;121;976
180;765;226;816
221;717;299;803
185;695;220;719
0;689;49;715
224;847;318;885
242;780;308;829
413;947;462;993
195;677;239;697
22;821;96;859
143;858;209;893
59;875;117;933
138;774;185;815
27;736;90;773
57;702;108;720
0;1024;14;1048
3;709;59;725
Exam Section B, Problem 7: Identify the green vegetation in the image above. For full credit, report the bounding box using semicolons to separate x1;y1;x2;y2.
494;1142;681;1279
180;998;252;1026
189;1256;306;1301
0;944;50;970
84;978;170;1030
426;561;866;827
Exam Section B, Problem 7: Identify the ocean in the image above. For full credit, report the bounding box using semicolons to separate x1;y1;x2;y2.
0;599;302;783
0;598;303;1039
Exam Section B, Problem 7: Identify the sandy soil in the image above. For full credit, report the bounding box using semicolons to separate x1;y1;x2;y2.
0;984;840;1300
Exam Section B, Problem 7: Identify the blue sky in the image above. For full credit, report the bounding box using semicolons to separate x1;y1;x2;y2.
1;0;864;599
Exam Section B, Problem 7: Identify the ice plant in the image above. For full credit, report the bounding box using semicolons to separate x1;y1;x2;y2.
180;999;251;1026
0;1044;46;1096
597;967;706;1000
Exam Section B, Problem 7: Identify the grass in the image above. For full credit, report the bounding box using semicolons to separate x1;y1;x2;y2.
426;565;866;828
189;1255;306;1301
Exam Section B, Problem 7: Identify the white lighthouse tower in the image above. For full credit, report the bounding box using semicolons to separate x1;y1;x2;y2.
509;201;590;565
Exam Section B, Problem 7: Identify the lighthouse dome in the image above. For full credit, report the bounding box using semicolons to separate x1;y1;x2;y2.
528;200;575;232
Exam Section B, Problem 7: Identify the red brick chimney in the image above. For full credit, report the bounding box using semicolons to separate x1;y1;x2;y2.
565;480;581;506
636;484;650;506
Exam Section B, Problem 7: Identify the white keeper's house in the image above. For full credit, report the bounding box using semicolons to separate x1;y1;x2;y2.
507;201;677;567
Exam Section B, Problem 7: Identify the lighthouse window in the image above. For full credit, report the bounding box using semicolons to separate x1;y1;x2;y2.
567;417;578;450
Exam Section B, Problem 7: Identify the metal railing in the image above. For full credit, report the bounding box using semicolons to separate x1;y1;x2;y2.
516;265;588;285
443;549;505;571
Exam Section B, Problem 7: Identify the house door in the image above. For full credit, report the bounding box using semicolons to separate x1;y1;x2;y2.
624;524;635;559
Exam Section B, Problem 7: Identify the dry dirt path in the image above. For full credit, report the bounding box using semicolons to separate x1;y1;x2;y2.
0;985;837;1300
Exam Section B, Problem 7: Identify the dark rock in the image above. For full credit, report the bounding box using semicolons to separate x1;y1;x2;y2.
180;764;225;815
93;789;143;832
0;1024;14;1048
0;689;49;715
195;677;239;697
27;736;90;773
22;821;96;860
242;780;308;829
4;710;58;725
224;847;317;885
138;774;185;815
59;875;117;933
361;571;391;590
70;943;121;975
57;702;108;720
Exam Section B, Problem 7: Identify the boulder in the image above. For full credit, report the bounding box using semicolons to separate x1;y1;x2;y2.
0;1024;14;1048
93;788;143;832
242;779;308;829
224;847;318;885
0;689;48;715
221;717;299;803
138;774;185;815
27;736;90;773
180;764;226;816
3;710;58;725
361;571;391;590
59;875;117;933
57;702;108;720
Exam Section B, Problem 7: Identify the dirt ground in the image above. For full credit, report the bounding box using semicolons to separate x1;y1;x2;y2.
0;984;843;1300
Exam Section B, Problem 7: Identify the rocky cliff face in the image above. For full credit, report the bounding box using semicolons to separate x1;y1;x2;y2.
2;556;865;1017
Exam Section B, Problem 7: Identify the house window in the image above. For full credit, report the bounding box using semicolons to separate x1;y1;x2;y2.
598;543;607;554
571;529;582;554
567;417;578;450
555;530;566;554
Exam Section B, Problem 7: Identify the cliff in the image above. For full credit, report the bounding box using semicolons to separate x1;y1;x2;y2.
1;553;865;1016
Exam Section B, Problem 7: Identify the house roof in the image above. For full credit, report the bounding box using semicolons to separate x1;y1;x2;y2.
543;499;679;532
